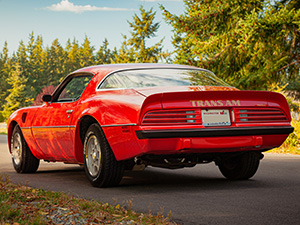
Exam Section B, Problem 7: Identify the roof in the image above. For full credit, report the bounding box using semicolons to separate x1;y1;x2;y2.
72;63;198;75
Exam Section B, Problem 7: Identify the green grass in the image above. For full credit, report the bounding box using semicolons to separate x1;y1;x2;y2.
0;174;175;225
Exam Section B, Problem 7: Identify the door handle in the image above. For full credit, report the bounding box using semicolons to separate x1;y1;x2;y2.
66;110;73;114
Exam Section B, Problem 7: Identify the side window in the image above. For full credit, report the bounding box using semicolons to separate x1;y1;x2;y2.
100;74;126;89
57;75;93;102
100;73;144;89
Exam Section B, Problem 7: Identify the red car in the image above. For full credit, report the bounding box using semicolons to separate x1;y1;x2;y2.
7;64;293;187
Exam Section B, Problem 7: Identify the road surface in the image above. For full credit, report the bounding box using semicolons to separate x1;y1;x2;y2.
1;134;300;224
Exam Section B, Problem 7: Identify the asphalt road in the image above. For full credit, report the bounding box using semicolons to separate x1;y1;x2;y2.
1;134;300;225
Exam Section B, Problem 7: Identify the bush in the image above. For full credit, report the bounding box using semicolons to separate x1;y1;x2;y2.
281;120;300;148
0;111;4;122
270;120;300;155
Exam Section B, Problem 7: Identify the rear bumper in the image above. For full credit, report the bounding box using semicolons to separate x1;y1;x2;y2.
135;126;294;139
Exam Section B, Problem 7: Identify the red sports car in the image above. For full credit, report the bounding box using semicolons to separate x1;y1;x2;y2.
7;64;294;187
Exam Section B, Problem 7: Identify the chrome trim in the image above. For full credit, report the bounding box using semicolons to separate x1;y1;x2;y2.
22;125;76;129
20;127;31;130
101;123;137;127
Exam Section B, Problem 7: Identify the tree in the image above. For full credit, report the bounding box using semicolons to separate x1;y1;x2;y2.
45;39;66;87
0;42;10;106
161;0;300;91
22;33;48;101
96;38;117;64
2;65;28;118
79;36;95;67
0;41;12;121
65;38;81;73
114;6;165;63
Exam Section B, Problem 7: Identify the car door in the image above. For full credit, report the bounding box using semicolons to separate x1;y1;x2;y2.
32;74;93;161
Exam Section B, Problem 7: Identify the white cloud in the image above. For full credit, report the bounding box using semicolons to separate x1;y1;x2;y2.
46;0;133;13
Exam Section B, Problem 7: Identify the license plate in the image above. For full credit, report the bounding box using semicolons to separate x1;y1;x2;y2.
202;109;231;126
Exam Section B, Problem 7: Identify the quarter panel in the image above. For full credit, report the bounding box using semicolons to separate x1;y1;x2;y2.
75;89;145;160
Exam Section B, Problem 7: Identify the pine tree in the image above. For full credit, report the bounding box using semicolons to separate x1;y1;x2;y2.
45;39;66;87
79;36;95;67
96;38;116;64
22;33;48;101
2;64;28;118
162;0;300;91
0;42;10;102
113;35;138;63
114;6;165;63
66;38;81;73
0;41;11;121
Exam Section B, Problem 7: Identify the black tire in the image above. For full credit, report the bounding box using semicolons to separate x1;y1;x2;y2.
83;123;124;187
11;125;40;173
217;152;260;180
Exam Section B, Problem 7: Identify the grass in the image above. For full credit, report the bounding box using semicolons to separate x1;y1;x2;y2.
0;174;175;225
0;120;299;224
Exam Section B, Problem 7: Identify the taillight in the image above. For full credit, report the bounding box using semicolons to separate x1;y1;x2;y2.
142;109;201;125
235;108;287;123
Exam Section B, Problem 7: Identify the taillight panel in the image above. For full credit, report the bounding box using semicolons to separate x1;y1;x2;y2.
141;107;288;125
142;109;201;125
234;108;287;123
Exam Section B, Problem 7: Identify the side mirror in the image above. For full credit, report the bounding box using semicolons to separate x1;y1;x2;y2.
42;94;52;103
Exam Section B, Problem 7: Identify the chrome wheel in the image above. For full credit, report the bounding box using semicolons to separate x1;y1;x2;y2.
85;135;101;177
83;123;125;187
11;125;39;173
11;132;22;166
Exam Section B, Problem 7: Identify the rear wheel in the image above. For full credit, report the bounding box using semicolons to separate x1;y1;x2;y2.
83;123;124;187
217;152;260;180
11;125;40;173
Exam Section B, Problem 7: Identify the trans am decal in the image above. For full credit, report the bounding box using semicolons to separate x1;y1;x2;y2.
190;100;241;107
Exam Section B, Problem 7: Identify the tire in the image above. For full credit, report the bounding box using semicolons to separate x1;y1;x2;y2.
11;125;40;173
83;123;124;187
217;152;260;180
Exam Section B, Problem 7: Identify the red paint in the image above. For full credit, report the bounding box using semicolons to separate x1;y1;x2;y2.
7;64;293;164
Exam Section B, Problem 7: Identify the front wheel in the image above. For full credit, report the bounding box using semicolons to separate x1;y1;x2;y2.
217;152;261;180
83;123;124;187
11;125;40;173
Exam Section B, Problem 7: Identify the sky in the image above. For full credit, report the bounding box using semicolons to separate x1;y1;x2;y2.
0;0;185;56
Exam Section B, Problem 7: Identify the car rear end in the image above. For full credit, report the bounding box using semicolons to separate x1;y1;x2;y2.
134;90;293;155
97;65;294;180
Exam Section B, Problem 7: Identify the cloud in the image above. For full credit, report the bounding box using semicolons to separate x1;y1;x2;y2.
46;0;133;13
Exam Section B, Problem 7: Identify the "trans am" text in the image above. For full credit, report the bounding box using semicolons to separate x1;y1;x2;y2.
190;100;241;107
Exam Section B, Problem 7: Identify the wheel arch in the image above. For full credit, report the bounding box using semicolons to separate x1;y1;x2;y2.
7;120;18;153
74;115;101;163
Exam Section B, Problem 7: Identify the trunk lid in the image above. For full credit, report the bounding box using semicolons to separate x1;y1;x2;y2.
140;89;291;124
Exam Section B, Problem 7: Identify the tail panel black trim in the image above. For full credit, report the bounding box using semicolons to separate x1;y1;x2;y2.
135;126;294;139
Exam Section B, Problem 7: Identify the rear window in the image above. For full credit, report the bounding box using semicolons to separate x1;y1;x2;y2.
98;68;230;89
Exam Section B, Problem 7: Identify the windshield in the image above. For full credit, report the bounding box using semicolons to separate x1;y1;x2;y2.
98;68;230;89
